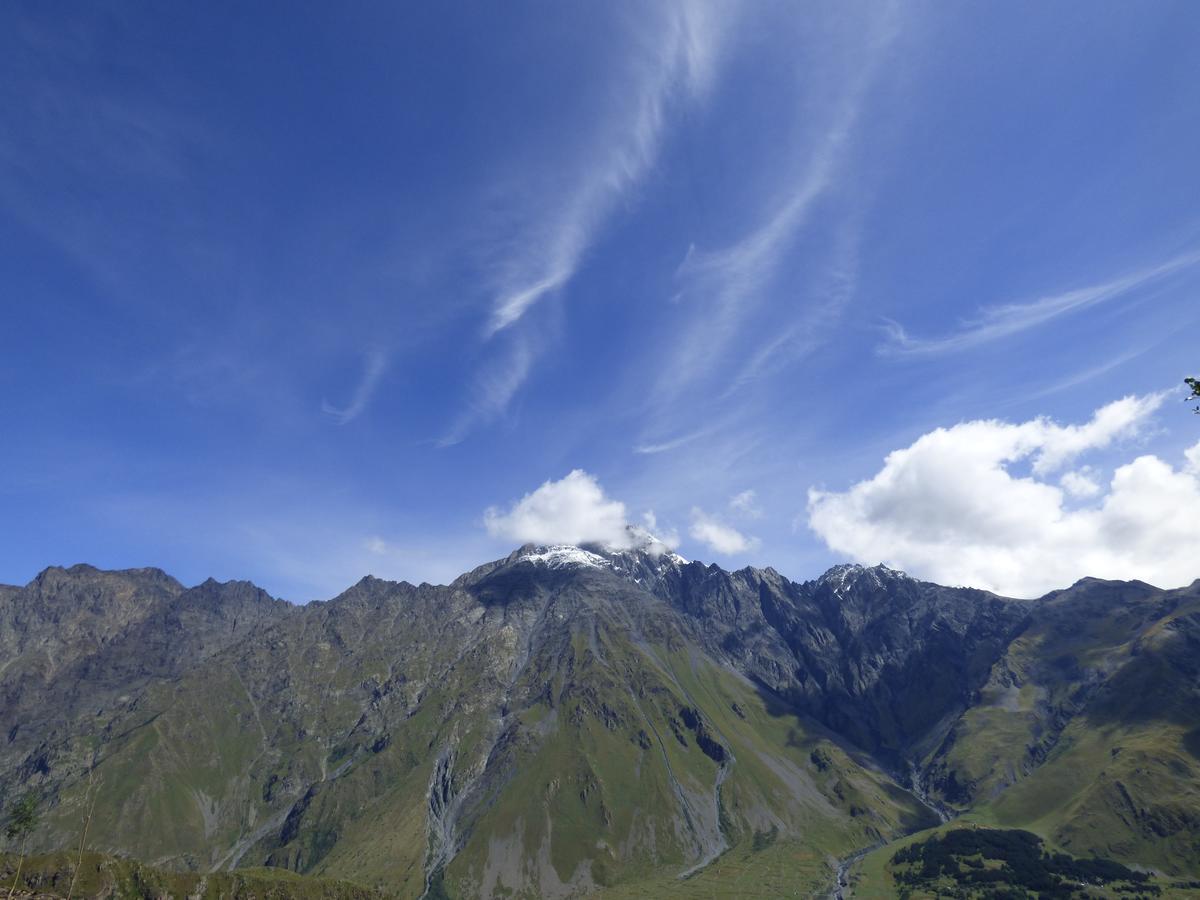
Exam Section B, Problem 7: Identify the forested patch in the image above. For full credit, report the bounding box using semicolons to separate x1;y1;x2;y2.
890;828;1158;898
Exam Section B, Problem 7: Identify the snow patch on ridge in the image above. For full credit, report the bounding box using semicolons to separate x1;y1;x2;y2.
515;540;690;576
819;562;910;596
514;535;691;578
518;545;611;569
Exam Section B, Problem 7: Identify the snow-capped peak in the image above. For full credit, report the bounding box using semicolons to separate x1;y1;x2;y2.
618;526;688;563
818;562;910;593
512;538;690;581
516;545;610;569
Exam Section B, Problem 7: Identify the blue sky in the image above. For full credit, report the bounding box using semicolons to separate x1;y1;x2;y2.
2;2;1199;600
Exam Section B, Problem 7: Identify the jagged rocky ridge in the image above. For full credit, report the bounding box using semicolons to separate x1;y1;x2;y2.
1;546;1198;896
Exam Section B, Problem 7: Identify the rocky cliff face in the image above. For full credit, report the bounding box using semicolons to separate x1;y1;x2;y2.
0;566;290;795
646;559;1033;764
1;549;1197;896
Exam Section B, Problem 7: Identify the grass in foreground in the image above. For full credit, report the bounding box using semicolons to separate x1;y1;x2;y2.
0;850;386;899
597;839;834;899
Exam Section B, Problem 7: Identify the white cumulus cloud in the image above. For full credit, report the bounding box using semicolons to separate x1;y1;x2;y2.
806;393;1200;597
484;469;634;548
689;507;758;555
729;489;763;518
1060;469;1101;499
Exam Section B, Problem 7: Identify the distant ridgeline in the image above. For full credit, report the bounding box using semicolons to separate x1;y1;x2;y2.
0;549;1198;898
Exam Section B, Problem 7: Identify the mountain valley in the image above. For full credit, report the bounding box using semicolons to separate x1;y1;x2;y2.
2;545;1198;898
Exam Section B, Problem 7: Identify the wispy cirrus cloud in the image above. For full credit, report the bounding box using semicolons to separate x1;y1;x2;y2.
446;3;732;446
653;6;899;404
483;2;727;338
879;247;1200;357
633;424;718;455
718;222;861;398
322;349;388;425
438;337;532;447
1017;346;1151;405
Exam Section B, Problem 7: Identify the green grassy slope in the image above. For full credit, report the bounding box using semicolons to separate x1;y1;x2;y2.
9;562;1200;897
35;567;940;898
0;850;383;899
437;603;937;897
920;581;1200;877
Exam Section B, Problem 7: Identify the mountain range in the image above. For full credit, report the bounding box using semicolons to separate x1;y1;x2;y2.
1;543;1198;898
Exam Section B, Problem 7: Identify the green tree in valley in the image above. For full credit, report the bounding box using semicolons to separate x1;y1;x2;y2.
5;793;38;900
1187;376;1199;413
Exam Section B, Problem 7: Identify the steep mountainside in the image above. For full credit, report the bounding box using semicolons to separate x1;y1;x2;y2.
1;547;1197;897
0;566;290;801
926;577;1200;874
